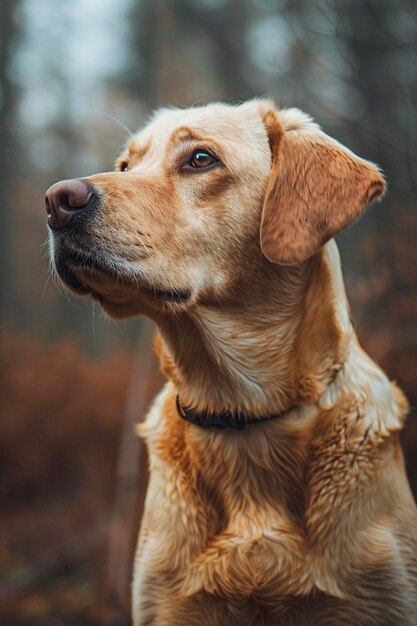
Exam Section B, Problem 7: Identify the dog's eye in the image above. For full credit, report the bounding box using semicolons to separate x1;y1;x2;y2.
189;150;218;170
120;161;129;172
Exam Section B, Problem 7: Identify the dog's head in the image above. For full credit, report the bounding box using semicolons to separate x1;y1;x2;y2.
45;99;385;318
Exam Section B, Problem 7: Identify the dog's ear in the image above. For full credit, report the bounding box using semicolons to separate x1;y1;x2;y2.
259;104;386;265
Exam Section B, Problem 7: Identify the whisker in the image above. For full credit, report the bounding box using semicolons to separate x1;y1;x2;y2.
96;111;133;137
41;268;53;300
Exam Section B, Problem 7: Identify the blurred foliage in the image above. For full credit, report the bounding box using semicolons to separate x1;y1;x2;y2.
0;0;416;622
0;333;133;624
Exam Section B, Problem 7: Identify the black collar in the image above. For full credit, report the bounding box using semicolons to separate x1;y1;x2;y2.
175;365;344;431
176;394;296;431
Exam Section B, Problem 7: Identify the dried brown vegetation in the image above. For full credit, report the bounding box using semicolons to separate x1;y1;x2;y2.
0;332;134;625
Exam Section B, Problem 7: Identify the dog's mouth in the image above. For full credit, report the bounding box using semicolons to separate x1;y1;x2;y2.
53;248;192;306
54;254;121;300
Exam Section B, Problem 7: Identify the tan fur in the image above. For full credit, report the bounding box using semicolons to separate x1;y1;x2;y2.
49;99;417;625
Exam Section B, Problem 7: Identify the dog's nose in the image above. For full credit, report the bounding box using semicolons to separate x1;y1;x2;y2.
45;179;94;229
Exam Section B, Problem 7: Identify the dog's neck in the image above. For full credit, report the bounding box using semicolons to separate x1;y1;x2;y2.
155;241;353;417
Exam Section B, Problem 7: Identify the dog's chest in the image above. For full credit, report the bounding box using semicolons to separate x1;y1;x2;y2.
187;504;312;599
175;439;317;599
145;388;384;598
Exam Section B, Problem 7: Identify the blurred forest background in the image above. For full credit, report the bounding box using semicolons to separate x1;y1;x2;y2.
1;0;416;624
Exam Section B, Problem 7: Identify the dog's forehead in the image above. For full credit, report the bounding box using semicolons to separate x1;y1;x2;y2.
150;102;262;135
129;102;269;156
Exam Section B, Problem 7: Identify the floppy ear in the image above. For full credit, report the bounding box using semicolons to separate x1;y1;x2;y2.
259;105;386;265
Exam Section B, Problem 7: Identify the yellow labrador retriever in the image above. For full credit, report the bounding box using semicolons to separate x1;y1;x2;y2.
45;99;417;625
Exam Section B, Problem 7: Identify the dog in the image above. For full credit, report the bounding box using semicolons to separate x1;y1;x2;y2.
45;99;417;625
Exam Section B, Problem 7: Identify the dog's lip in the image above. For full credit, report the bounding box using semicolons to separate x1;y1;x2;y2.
55;258;119;297
141;285;192;304
55;257;192;305
55;261;92;295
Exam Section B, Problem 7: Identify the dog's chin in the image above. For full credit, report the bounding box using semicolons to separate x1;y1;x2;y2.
54;258;193;319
